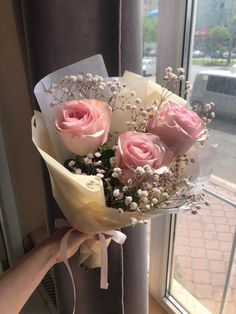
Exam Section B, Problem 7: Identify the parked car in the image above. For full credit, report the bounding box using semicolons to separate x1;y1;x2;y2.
143;48;157;57
148;49;157;57
190;68;236;119
211;50;224;59
144;47;152;56
222;51;236;59
142;58;156;76
192;50;205;58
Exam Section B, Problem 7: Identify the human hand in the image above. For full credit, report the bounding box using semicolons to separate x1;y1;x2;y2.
43;228;93;265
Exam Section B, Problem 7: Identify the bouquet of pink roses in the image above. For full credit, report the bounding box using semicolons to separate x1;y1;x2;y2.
32;55;216;278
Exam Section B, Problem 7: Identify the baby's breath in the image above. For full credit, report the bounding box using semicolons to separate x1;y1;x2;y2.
55;70;209;217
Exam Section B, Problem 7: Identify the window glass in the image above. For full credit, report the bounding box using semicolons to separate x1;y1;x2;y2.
142;0;158;80
144;2;236;313
206;76;236;96
168;1;236;313
170;193;236;314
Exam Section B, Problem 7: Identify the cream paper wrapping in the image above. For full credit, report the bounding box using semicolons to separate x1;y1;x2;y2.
32;111;195;268
110;71;186;133
32;55;188;267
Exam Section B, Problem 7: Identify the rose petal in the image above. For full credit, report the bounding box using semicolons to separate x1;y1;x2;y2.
57;129;105;156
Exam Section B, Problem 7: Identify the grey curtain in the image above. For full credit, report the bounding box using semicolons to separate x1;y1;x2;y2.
16;1;147;313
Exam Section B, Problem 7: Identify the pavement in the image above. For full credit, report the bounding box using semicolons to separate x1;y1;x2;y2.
173;177;236;314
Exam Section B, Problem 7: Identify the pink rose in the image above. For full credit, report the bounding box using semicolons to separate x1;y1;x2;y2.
55;99;111;155
147;100;207;156
115;131;173;180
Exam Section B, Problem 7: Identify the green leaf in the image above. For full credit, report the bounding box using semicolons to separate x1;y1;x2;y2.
101;149;114;168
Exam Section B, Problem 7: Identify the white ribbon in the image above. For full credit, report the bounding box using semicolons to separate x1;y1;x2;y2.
98;230;127;289
55;219;127;313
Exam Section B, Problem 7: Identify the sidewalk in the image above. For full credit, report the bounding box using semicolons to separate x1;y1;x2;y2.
173;177;236;314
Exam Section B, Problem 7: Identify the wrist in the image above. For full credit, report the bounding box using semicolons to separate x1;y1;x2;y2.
39;238;59;267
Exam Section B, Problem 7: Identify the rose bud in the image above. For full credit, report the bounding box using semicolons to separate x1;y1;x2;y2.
147;100;207;156
55;99;111;155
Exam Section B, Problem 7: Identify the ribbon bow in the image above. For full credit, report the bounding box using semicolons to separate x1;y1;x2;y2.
55;219;127;313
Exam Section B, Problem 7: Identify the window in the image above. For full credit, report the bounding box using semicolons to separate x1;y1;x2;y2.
207;76;236;96
149;1;236;314
142;0;158;79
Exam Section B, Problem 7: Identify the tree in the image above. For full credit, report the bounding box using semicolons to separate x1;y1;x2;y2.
227;15;236;63
142;16;158;43
208;26;230;53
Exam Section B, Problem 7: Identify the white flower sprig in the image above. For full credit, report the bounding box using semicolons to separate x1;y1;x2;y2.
192;101;215;124
158;67;186;108
48;73;161;133
48;74;139;114
67;149;204;216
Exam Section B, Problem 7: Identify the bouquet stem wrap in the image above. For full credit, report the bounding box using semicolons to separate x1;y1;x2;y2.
55;219;126;314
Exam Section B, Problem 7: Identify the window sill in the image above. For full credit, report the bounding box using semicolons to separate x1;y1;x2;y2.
149;295;168;314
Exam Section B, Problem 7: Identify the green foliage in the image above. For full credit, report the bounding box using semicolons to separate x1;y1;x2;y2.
100;149;114;169
142;16;158;43
230;15;236;27
192;59;235;66
64;150;129;210
208;26;230;52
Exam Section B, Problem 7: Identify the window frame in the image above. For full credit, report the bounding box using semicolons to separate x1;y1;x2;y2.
149;1;197;313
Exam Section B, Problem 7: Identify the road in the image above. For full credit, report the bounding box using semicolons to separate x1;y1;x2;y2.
149;64;236;185
208;118;236;185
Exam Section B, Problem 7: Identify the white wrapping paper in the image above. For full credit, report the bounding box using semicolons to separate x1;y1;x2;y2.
32;55;196;267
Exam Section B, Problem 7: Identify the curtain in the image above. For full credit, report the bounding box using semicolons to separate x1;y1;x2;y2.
17;1;146;313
